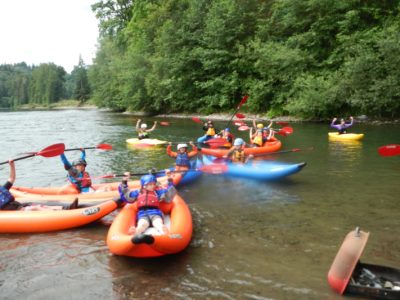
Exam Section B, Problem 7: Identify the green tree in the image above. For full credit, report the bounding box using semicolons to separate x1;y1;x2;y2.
72;57;91;102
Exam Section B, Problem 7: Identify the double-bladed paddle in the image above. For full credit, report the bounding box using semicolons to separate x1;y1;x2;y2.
378;144;400;157
0;143;66;165
64;143;113;152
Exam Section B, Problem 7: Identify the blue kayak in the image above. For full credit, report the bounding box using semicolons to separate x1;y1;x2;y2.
157;160;202;187
202;155;306;181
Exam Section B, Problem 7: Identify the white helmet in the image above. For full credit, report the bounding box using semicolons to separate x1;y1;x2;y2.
140;123;148;129
177;143;188;150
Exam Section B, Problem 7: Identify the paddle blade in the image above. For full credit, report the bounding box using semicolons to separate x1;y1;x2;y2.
237;95;249;109
280;127;293;134
378;144;400;157
97;143;113;151
37;143;65;157
200;164;228;174
276;121;289;126
235;113;245;119
234;121;246;126
160;121;170;126
238;125;250;131
191;117;202;123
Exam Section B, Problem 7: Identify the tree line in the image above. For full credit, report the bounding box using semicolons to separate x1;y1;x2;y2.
0;57;90;108
89;0;400;118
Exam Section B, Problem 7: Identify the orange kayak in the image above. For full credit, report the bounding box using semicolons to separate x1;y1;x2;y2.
11;174;182;204
201;137;282;158
107;193;192;257
0;199;119;233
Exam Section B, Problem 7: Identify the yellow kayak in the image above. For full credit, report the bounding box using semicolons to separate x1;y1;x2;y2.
328;132;364;141
126;138;168;148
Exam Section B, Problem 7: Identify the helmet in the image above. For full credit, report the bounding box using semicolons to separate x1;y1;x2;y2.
140;174;157;187
263;127;270;131
73;158;87;166
233;138;244;146
257;123;264;129
224;128;230;132
177;143;188;150
140;123;148;129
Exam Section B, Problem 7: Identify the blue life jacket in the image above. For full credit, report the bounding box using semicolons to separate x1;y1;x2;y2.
0;186;14;209
175;152;190;167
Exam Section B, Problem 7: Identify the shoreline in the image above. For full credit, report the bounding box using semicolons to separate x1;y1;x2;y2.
8;105;400;124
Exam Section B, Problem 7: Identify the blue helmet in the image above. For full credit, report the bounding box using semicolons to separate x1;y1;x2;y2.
233;138;244;146
225;128;230;132
140;174;157;187
73;158;87;166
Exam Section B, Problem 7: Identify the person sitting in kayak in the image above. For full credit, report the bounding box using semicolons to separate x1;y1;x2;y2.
198;120;218;143
218;127;234;145
167;142;198;171
60;149;93;193
249;126;267;147
223;138;253;163
1;160;78;211
331;116;353;134
118;173;176;238
136;119;157;140
262;126;275;141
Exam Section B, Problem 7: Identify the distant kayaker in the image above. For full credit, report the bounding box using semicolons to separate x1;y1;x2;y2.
223;138;253;163
136;119;157;140
167;142;198;171
60;149;93;193
197;120;219;143
118;172;176;238
331;116;354;134
0;160;78;211
218;128;234;145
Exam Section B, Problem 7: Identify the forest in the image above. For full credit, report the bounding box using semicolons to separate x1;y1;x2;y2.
2;0;400;119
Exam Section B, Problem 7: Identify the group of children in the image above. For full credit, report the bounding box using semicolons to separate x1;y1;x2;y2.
1;116;355;241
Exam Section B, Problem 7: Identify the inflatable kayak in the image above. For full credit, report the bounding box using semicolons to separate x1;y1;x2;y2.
107;193;192;257
126;138;168;148
328;132;364;141
11;174;183;204
157;159;202;187
201;137;282;158
0;199;119;233
202;155;306;181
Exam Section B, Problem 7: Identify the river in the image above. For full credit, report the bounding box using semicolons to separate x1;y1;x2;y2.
0;109;399;300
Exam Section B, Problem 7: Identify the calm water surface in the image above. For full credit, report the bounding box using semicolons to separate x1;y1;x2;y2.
0;109;399;300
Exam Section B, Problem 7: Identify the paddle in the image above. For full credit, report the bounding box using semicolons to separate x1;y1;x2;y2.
226;95;249;128
378;144;400;157
0;143;66;165
191;117;203;124
160;121;170;126
64;143;113;152
235;113;246;119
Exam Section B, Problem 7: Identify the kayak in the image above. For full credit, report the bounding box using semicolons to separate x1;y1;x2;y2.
201;137;282;158
202;155;306;181
0;199;118;233
11;174;183;204
107;193;192;257
158;159;203;187
328;132;364;141
126;138;168;148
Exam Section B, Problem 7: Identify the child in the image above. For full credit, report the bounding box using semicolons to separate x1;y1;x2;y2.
136;119;157;139
331;117;354;134
223;138;253;163
1;160;77;211
118;172;176;238
218;128;234;145
249;127;265;147
197;120;218;143
167;142;198;171
60;149;93;193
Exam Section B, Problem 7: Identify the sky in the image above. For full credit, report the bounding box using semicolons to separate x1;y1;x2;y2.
0;0;99;73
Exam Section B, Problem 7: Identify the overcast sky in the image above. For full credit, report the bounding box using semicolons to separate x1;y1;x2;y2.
0;0;99;73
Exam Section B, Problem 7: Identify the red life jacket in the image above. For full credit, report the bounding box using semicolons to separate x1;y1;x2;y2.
137;190;160;209
68;171;92;192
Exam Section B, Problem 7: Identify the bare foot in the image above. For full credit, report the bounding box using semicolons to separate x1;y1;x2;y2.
128;226;136;235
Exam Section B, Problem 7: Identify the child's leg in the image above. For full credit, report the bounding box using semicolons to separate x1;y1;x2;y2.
152;217;168;234
134;218;150;235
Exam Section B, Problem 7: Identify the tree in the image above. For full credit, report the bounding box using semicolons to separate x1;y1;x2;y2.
72;57;91;102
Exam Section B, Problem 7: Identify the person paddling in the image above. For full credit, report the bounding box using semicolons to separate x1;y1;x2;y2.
1;160;77;211
136;119;157;140
223;138;253;163
331;116;354;134
118;172;176;240
167;142;198;171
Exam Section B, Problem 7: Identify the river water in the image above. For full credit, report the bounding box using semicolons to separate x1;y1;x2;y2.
0;109;399;300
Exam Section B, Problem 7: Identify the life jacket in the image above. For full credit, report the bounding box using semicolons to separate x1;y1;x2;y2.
338;127;347;134
68;171;92;192
138;131;149;139
175;152;190;167
206;127;216;136
231;149;245;163
137;190;160;209
253;135;264;147
0;186;14;209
